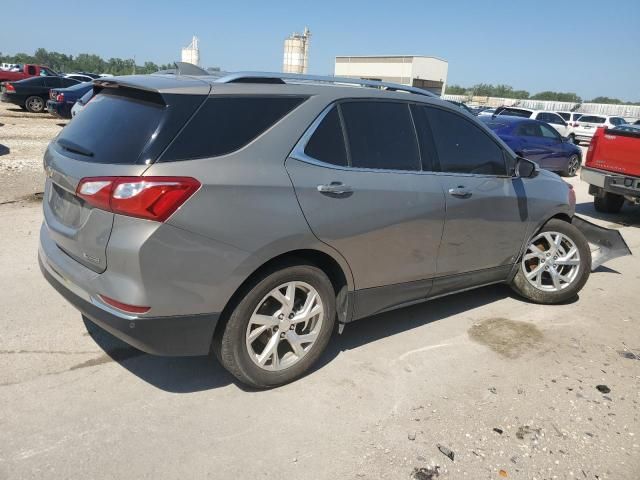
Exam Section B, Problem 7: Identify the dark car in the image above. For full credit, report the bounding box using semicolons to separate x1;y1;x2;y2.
480;116;582;177
47;82;93;119
1;76;80;112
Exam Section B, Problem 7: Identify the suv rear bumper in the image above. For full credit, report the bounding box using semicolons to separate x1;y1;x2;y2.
39;248;219;357
581;166;640;198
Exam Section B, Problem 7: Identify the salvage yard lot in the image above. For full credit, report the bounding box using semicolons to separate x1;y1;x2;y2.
1;101;639;479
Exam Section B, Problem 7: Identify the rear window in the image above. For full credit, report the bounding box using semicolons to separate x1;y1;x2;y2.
579;116;605;124
499;108;532;118
161;96;306;161
56;91;166;164
610;117;627;126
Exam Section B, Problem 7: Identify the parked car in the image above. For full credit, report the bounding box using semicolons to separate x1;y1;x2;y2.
581;124;640;213
47;82;93;119
573;115;627;144
40;72;606;388
633;119;640;125
493;107;570;138
1;76;80;112
556;112;583;142
70;89;94;117
0;64;58;83
480;116;582;176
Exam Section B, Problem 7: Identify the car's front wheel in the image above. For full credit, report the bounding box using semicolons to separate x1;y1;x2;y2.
25;96;45;113
511;219;591;304
214;264;336;388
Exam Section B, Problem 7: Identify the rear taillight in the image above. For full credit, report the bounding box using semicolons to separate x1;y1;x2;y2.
5;83;15;92
585;130;600;166
98;295;150;314
76;176;200;222
573;123;579;128
56;93;64;102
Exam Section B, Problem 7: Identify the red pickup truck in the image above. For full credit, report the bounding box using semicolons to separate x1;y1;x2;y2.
581;126;640;213
0;64;58;83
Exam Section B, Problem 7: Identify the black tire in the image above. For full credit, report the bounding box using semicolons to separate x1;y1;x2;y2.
561;154;581;177
511;219;591;304
213;263;336;388
25;96;45;113
594;193;624;213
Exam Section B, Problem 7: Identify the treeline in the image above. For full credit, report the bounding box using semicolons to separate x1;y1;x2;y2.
446;83;640;105
0;48;175;76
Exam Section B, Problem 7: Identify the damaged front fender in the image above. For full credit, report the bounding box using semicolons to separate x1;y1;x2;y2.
572;215;632;270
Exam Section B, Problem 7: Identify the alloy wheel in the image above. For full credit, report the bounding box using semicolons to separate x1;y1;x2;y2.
568;156;580;176
245;281;324;371
27;97;43;112
522;231;581;292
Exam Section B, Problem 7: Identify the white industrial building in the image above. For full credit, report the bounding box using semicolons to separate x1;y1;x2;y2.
181;36;200;66
334;55;448;95
283;27;311;74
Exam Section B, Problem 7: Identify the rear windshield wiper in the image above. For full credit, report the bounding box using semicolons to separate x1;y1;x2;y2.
57;138;94;157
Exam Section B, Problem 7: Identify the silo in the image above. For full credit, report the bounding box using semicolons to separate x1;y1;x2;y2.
283;27;311;74
181;36;200;66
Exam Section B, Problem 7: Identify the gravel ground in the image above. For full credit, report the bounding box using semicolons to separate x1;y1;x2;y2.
0;102;63;204
0;112;639;480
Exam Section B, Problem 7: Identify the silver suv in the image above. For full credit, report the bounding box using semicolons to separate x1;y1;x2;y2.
39;73;592;387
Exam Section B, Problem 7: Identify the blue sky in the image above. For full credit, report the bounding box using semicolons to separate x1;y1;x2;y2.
4;0;639;101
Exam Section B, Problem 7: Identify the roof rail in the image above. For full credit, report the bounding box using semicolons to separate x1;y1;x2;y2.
214;72;438;98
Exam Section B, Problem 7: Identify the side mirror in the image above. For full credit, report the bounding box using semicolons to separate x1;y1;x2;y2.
515;157;538;178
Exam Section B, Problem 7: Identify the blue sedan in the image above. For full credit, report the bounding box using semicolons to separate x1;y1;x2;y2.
480;115;582;177
46;82;93;119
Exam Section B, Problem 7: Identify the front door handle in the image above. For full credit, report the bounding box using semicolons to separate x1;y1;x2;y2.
448;186;472;198
317;182;353;196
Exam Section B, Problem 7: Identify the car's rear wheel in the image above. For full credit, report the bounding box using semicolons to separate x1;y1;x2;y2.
25;96;45;113
511;219;591;304
214;264;336;388
561;154;581;177
594;192;624;213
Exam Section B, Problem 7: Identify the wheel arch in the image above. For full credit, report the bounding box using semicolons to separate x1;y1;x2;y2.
508;209;574;281
214;248;354;344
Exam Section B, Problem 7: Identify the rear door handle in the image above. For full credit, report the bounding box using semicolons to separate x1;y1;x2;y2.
317;182;353;196
448;186;472;198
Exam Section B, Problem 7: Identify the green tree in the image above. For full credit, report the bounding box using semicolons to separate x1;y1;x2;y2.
589;96;622;104
445;84;467;95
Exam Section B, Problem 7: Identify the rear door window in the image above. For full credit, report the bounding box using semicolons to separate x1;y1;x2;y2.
304;107;347;166
610;117;626;126
340;101;420;171
162;96;306;161
425;107;507;175
56;90;167;164
557;112;570;121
